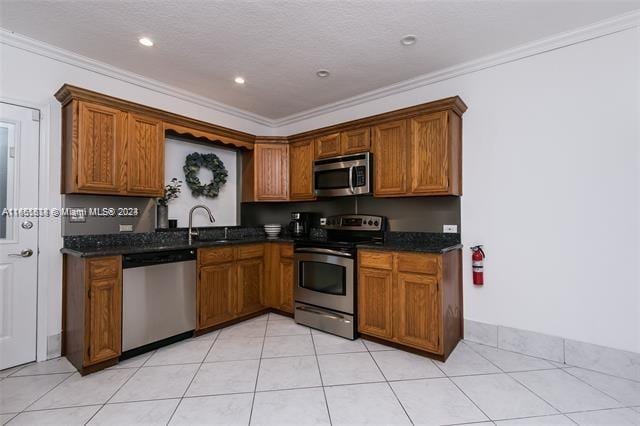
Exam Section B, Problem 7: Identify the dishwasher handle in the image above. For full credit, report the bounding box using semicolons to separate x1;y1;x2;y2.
123;249;197;268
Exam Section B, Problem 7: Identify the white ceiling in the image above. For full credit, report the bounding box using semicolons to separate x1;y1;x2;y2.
1;0;638;121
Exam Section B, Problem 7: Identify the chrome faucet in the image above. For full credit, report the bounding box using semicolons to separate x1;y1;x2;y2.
188;205;215;244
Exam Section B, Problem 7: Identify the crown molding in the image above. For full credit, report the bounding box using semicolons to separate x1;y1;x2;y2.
271;10;640;128
2;9;639;132
0;28;275;128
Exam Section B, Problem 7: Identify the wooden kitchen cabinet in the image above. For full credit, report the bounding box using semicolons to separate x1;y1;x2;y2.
316;128;370;159
358;267;393;339
263;243;295;313
63;255;122;374
236;257;264;316
73;101;124;194
251;143;289;201
198;262;236;329
341;127;371;155
357;249;462;360
125;113;164;196
371;120;409;196
409;111;461;195
289;139;315;200
316;133;342;158
60;99;164;197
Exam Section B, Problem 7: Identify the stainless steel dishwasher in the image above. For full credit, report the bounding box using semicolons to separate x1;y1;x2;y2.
122;249;196;354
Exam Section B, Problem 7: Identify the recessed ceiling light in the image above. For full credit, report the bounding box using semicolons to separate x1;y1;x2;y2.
316;69;330;78
400;35;417;46
234;76;245;84
138;37;154;47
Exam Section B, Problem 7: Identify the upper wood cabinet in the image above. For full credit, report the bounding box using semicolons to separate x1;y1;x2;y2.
289;139;315;201
341;128;371;155
125;113;164;196
74;101;124;193
61;99;164;196
316;133;341;158
316;128;370;159
371;111;462;197
248;143;289;201
372;120;409;196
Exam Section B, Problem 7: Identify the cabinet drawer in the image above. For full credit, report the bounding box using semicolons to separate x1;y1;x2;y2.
397;252;439;275
199;247;234;266
88;257;120;279
237;244;265;260
279;243;293;258
359;251;393;270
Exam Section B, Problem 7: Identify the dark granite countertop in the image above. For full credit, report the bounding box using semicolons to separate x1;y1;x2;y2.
61;227;296;257
357;231;462;254
62;228;461;257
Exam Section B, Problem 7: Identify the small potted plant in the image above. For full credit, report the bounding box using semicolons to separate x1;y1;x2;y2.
157;178;182;229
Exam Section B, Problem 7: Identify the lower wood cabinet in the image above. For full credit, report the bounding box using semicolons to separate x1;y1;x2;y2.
197;242;294;330
263;243;294;313
198;262;236;329
358;249;462;360
63;255;122;374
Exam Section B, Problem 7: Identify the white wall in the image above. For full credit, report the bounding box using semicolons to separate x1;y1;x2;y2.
164;138;238;227
0;40;271;356
278;28;640;353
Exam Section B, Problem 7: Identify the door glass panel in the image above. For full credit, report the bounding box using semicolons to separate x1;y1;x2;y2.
299;261;346;295
0;123;16;241
315;169;350;190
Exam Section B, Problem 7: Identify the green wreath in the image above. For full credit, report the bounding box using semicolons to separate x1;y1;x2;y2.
183;152;228;198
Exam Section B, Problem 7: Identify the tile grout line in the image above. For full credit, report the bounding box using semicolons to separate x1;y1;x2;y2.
431;346;493;423
309;328;333;426
18;371;76;414
84;351;157;425
463;339;574;423
556;368;632;410
166;330;222;425
247;314;270;426
364;344;414;425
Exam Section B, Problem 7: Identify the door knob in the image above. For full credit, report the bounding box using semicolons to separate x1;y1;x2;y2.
9;249;33;258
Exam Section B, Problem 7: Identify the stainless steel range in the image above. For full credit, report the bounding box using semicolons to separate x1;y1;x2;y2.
294;214;385;339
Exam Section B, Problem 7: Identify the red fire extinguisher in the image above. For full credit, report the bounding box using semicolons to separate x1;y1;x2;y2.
471;246;485;285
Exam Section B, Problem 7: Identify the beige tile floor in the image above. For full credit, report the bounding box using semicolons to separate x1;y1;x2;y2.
1;313;639;425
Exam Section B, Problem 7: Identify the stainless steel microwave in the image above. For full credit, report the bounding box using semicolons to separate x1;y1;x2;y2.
313;152;372;197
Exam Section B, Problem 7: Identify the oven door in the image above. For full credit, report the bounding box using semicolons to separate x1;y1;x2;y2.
294;248;354;315
314;153;371;197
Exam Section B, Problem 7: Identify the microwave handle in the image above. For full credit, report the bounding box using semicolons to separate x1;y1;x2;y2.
348;165;355;194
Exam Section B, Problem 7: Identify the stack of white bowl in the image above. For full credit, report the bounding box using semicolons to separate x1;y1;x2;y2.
263;224;282;239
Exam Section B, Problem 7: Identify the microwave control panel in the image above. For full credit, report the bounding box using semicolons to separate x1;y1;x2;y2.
353;166;367;187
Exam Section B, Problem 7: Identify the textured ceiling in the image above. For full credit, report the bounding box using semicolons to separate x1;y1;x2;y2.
1;0;638;120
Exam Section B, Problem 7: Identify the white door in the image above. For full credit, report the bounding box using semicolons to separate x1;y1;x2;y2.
0;102;39;369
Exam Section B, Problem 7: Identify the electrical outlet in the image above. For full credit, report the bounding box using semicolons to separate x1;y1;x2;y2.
443;224;458;233
119;224;133;232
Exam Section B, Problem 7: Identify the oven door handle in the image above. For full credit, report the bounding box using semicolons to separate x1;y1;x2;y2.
348;165;355;194
296;305;351;323
295;247;353;257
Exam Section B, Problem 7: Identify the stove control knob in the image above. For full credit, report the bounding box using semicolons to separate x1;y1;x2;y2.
374;221;379;226
367;220;373;225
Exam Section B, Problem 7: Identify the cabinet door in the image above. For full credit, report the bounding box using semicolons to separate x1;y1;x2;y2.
289;139;315;200
410;112;449;194
198;263;236;329
126;113;164;196
341;128;370;155
255;143;289;200
85;257;121;366
237;258;264;315
77;101;123;193
358;267;393;339
316;133;341;158
395;272;441;353
278;256;294;313
372;120;408;196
